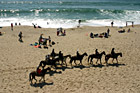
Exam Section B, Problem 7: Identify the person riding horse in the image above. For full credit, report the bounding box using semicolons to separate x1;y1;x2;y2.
59;51;63;58
76;50;80;58
95;49;99;55
111;48;115;57
36;66;43;75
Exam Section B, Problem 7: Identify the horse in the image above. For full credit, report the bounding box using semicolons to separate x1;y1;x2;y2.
49;54;71;67
105;52;122;64
29;67;51;84
70;52;88;67
88;51;106;65
39;59;57;69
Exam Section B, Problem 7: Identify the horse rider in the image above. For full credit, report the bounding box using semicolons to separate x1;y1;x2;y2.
76;50;80;58
59;51;63;58
111;48;115;57
45;54;50;61
51;49;55;58
36;66;42;75
95;49;99;55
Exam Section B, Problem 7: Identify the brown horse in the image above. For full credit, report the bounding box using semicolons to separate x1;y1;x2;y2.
105;52;122;64
70;52;88;67
88;51;106;65
29;67;51;84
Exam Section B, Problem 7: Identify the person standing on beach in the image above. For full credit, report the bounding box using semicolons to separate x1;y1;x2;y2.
111;21;114;27
132;22;134;27
78;20;81;27
39;34;43;45
107;28;110;36
11;23;13;31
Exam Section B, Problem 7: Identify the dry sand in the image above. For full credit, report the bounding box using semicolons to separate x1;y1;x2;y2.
0;25;140;93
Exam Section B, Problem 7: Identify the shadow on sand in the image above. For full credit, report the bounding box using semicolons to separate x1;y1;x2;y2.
46;69;62;76
73;65;90;69
107;63;125;67
91;64;105;68
30;81;53;88
56;66;71;71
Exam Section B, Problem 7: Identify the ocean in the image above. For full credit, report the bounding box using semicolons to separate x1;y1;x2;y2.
0;0;140;28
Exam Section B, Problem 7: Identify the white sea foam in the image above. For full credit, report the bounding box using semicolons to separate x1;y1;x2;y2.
0;17;140;28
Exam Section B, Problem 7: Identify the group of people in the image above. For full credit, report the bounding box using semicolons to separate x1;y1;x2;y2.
90;28;110;38
32;23;42;28
118;28;131;33
11;23;21;31
57;27;66;36
38;34;52;47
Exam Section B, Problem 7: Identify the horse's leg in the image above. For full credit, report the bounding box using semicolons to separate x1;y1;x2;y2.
43;75;45;82
61;59;64;66
90;58;93;64
105;57;109;65
32;75;37;83
70;59;73;67
30;74;33;84
40;76;45;82
116;58;118;64
80;60;82;65
112;58;114;64
96;59;98;64
100;58;102;65
39;77;42;82
74;60;77;65
65;60;67;67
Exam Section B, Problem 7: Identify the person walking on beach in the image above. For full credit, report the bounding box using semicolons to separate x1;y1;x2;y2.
11;23;13;31
18;31;23;42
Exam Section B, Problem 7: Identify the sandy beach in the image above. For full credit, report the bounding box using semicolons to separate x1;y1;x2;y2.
0;25;140;93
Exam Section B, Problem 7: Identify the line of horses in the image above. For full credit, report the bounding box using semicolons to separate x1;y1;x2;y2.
29;49;122;84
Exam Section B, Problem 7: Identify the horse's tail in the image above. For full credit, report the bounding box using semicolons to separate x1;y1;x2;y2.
105;55;108;62
88;55;91;62
29;73;32;82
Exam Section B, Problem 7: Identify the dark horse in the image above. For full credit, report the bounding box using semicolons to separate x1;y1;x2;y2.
88;51;106;65
29;67;51;84
105;52;122;64
61;54;71;66
70;52;88;67
39;59;57;69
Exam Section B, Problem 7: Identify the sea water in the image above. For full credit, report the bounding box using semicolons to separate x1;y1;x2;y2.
0;0;140;28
